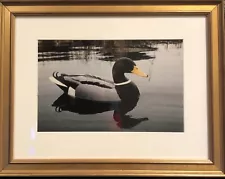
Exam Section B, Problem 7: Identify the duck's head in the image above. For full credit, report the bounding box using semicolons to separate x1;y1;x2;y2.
112;57;148;78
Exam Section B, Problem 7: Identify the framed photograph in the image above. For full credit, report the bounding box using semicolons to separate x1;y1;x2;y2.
0;0;224;176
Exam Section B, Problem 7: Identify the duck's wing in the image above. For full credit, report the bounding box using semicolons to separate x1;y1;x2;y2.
50;72;115;89
65;74;115;89
66;74;120;102
49;72;120;102
49;72;80;92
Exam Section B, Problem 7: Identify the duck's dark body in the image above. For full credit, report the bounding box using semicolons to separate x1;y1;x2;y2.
115;81;140;101
114;81;140;115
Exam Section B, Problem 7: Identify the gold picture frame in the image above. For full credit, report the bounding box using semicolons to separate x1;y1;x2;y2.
0;0;224;176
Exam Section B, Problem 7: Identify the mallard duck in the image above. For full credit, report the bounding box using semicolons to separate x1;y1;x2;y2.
49;57;149;106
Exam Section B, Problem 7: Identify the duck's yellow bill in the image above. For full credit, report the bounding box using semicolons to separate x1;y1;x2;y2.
131;66;148;77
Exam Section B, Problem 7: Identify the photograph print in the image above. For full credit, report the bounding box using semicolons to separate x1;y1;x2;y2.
38;39;183;132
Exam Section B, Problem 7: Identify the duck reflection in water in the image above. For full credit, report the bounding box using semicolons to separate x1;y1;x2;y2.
52;93;149;129
49;57;149;129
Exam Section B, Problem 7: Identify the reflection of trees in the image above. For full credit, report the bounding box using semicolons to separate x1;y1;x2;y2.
38;51;70;62
69;49;97;62
38;40;182;62
164;42;183;50
38;40;72;52
38;40;182;52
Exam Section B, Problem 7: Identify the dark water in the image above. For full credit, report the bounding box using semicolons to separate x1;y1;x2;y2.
38;41;183;132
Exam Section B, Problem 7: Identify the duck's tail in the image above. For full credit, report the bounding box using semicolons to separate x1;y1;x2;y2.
49;72;69;92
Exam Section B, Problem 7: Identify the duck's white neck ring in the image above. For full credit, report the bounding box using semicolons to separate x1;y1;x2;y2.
114;79;131;86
